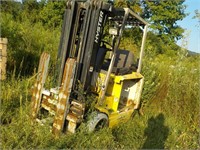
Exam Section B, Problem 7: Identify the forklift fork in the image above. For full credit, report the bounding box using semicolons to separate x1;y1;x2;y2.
52;58;76;136
31;52;85;135
31;52;50;119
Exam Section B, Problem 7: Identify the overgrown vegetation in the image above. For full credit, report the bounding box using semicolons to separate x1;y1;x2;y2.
0;0;199;149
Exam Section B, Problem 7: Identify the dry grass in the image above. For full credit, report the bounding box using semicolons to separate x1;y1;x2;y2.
1;54;199;149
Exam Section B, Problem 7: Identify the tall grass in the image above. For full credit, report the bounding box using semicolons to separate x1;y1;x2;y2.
1;53;199;149
141;53;200;149
1;12;60;76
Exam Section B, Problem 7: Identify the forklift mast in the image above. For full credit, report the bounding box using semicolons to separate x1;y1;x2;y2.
56;0;148;90
57;0;112;90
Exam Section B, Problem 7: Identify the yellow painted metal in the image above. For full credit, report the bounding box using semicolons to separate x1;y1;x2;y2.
101;83;122;111
96;71;143;108
95;104;135;128
94;71;143;128
114;72;143;83
109;108;134;128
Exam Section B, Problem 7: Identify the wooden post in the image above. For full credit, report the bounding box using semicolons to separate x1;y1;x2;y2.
0;38;8;80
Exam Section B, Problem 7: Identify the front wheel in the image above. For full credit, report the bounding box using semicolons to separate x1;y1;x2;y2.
87;112;108;132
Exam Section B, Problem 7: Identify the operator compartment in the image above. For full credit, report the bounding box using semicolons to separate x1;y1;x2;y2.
94;49;144;112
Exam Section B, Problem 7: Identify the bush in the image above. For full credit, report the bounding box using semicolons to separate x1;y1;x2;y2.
1;12;60;76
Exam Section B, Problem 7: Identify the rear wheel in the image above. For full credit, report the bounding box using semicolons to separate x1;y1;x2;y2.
88;112;108;132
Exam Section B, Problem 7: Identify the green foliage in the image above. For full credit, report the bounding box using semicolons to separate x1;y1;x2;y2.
114;0;142;13
141;57;161;104
21;0;41;23
1;12;60;76
39;1;66;28
0;0;22;20
193;9;200;28
165;59;199;148
1;0;199;149
166;56;199;122
145;31;180;55
1;114;54;149
114;0;187;44
141;53;200;149
0;75;35;124
0;0;65;76
142;0;187;42
1;54;199;149
114;0;128;7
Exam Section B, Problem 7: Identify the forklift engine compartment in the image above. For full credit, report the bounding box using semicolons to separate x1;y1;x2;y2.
31;0;148;136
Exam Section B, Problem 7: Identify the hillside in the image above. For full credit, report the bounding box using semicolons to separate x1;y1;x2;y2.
188;50;200;56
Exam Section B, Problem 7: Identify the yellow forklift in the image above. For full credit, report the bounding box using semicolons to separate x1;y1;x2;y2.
31;0;148;136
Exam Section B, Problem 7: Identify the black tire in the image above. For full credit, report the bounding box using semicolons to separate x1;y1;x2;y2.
88;112;108;132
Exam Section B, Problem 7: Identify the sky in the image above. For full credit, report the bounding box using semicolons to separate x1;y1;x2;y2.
176;0;200;53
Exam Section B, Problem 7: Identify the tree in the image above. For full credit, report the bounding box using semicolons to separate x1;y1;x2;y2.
114;0;142;14
193;9;200;27
39;0;66;29
0;0;22;20
194;10;200;20
142;0;187;43
21;0;44;23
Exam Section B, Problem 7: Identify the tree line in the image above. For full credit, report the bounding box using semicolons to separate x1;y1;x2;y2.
0;0;188;75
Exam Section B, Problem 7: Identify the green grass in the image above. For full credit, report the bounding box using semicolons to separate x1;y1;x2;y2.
1;54;199;149
1;2;199;149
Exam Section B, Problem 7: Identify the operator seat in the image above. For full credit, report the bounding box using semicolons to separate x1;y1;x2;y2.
112;50;137;75
98;49;137;75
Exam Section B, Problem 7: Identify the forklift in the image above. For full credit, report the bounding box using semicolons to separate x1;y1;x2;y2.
31;0;148;136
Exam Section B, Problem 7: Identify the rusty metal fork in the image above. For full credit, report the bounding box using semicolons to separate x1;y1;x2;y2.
31;52;50;119
52;58;76;136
